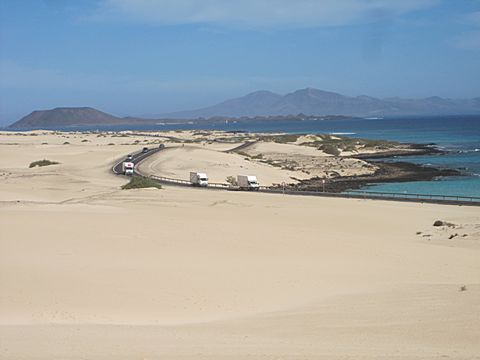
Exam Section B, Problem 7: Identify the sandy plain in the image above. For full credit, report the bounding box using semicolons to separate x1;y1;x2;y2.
0;131;479;360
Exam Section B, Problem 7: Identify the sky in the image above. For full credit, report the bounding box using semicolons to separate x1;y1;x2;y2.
1;0;480;124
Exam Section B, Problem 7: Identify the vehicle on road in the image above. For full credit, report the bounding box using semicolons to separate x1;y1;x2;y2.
190;172;209;187
237;175;259;190
142;147;149;153
127;154;133;160
159;144;165;149
122;161;134;176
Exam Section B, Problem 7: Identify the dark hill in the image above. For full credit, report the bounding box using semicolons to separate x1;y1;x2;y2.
9;107;128;129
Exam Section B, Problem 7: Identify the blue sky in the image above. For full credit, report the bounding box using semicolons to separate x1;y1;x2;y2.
1;0;480;124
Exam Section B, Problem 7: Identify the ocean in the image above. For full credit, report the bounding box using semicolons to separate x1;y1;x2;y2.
12;115;480;197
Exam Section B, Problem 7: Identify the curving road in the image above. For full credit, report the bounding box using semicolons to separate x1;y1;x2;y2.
112;146;164;175
113;144;480;206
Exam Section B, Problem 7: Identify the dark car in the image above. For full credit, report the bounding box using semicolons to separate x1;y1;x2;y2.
127;154;133;160
159;144;165;149
142;147;149;153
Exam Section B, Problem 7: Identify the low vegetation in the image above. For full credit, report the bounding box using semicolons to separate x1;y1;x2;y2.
319;143;341;156
29;159;59;168
121;176;162;190
236;151;250;158
226;176;237;186
433;220;456;227
304;135;399;154
259;134;301;143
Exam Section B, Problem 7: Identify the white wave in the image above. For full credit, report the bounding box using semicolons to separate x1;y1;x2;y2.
456;148;480;153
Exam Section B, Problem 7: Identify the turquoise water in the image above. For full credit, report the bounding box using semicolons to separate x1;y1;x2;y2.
359;152;479;197
336;117;480;197
9;114;480;197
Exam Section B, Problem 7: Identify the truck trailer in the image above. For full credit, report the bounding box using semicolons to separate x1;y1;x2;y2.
190;172;209;187
237;175;259;190
122;161;134;176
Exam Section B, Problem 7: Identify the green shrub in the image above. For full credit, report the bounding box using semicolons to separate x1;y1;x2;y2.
29;159;59;168
121;176;162;190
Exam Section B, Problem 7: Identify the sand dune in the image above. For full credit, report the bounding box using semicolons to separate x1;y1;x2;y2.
138;145;303;185
0;131;479;359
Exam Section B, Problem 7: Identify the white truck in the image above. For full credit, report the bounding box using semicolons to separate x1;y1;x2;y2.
237;175;259;190
190;172;209;187
122;161;134;176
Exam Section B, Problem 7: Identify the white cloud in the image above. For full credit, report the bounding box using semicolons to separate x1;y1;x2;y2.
90;0;440;28
450;10;480;51
463;11;480;26
453;31;480;50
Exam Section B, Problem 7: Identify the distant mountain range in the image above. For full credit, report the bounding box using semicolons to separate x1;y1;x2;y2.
8;88;480;129
159;88;480;119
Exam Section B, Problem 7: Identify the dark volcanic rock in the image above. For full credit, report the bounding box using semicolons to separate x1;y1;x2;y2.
293;161;462;193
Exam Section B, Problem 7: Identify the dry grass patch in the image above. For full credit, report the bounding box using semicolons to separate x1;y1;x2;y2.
122;176;162;190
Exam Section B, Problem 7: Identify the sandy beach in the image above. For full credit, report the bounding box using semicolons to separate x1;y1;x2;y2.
1;131;479;359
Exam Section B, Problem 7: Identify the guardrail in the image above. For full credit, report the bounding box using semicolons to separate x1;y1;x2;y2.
347;190;480;203
148;174;231;189
115;146;480;207
257;187;480;205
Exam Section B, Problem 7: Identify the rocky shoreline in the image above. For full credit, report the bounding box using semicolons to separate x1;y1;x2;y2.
352;143;444;159
289;146;461;193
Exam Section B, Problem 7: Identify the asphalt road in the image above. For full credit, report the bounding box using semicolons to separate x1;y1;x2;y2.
112;147;163;175
113;145;480;207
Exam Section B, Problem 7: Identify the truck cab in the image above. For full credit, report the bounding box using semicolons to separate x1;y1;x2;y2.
190;172;209;187
122;161;135;176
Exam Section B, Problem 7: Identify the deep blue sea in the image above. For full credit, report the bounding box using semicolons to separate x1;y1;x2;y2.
11;115;480;197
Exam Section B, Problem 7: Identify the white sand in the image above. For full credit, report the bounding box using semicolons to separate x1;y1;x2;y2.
1;131;479;359
245;140;330;157
137;145;302;185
